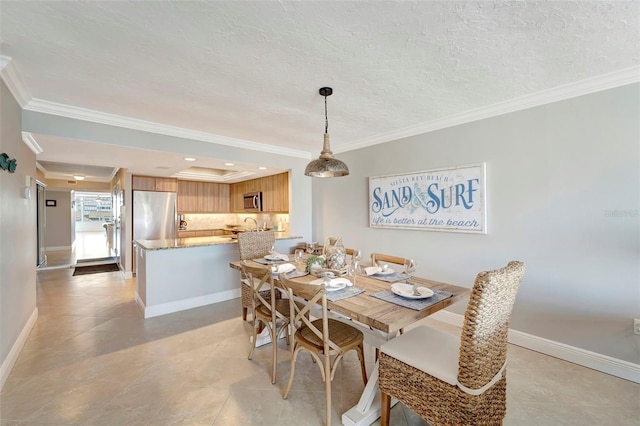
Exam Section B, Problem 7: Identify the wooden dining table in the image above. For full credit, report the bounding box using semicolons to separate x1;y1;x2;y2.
229;259;470;426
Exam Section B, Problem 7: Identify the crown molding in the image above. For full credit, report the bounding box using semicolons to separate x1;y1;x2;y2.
0;55;31;108
22;132;43;155
337;65;640;153
24;98;312;159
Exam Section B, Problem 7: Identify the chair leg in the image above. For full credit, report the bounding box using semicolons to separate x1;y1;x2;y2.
248;318;260;360
283;344;300;399
242;307;248;321
270;324;277;385
324;354;332;426
375;348;379;362
357;343;368;386
380;391;391;426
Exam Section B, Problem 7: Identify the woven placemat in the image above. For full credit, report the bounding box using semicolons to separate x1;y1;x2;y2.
253;257;287;265
326;286;366;302
370;288;453;311
272;270;308;280
368;272;410;283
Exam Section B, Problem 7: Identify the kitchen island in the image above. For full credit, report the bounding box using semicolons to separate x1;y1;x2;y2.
134;233;301;318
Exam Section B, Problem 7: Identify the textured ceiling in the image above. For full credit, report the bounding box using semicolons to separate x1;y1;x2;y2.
1;1;639;180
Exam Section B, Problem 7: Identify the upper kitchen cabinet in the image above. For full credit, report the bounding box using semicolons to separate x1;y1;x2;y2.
132;175;178;192
177;180;230;213
230;172;289;213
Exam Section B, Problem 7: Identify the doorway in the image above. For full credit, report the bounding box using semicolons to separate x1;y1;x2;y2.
73;191;113;261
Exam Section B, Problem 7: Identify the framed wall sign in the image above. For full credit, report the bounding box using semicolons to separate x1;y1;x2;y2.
46;200;57;207
369;163;486;234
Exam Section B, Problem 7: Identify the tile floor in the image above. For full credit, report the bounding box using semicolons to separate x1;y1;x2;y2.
1;264;638;425
40;231;111;270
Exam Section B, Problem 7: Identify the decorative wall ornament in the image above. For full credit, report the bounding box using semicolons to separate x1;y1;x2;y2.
369;163;486;234
0;153;17;173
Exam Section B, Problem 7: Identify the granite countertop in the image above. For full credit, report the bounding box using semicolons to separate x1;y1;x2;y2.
134;232;301;251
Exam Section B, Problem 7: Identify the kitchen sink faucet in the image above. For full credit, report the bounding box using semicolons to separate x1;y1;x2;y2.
244;217;258;231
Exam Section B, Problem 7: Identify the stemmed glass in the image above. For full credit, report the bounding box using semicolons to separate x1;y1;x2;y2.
347;260;358;287
294;248;304;265
404;259;420;296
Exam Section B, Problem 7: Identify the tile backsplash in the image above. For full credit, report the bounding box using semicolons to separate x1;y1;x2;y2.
183;213;289;232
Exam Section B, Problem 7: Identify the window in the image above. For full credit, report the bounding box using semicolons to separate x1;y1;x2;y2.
74;192;113;222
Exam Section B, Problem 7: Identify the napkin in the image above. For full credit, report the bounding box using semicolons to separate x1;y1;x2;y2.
271;263;296;274
266;253;289;261
364;266;381;276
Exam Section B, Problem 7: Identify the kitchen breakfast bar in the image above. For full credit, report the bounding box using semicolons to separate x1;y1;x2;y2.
134;233;301;318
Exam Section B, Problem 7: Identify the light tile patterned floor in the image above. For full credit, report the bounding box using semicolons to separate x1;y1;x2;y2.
1;265;638;425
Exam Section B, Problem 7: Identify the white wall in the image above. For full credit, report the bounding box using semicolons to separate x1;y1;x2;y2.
313;83;640;364
0;80;37;387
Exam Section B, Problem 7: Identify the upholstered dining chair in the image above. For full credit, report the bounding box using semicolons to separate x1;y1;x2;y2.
279;272;368;426
240;262;292;384
237;230;276;321
378;260;525;426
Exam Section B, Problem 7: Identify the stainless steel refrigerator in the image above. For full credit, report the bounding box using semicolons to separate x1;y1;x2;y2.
133;191;177;241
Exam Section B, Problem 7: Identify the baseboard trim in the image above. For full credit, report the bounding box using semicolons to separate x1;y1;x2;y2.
140;289;241;319
430;310;640;384
0;308;38;390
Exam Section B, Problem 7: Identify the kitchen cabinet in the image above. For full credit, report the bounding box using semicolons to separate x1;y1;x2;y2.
177;180;230;213
132;175;178;192
230;172;289;213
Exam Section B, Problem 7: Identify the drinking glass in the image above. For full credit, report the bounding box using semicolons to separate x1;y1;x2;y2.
306;241;317;254
294;248;304;264
352;249;362;263
404;259;416;284
269;244;276;256
347;261;358;286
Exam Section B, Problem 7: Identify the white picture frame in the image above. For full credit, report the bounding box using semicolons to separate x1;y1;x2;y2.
369;163;487;234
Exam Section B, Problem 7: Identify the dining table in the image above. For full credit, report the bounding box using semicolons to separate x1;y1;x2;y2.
229;258;470;426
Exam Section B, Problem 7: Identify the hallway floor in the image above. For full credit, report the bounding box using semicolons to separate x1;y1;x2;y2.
40;231;112;270
1;269;638;425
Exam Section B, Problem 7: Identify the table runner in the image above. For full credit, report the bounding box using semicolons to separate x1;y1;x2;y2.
370;288;453;310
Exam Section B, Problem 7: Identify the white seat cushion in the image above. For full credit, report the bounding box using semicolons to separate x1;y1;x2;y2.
380;325;459;386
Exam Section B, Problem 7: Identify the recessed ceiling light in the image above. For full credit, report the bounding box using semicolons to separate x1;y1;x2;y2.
73;175;85;181
258;167;267;170
224;162;235;166
184;157;196;162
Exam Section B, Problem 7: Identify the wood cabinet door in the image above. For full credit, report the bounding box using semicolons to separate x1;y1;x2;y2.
177;180;199;212
214;184;230;212
230;181;246;212
132;176;156;191
261;172;289;212
198;182;214;212
155;177;178;192
272;172;289;212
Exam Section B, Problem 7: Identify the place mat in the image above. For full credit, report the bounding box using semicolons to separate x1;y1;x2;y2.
369;272;410;283
253;257;287;265
272;270;309;280
326;286;366;302
370;288;453;311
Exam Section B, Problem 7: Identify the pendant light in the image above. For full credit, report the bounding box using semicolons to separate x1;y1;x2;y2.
304;87;350;177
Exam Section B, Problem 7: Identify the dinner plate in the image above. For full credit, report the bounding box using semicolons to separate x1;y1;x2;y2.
373;268;395;276
391;283;434;299
309;277;350;292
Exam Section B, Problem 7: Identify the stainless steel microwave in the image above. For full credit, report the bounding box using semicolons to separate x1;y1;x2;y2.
243;192;263;212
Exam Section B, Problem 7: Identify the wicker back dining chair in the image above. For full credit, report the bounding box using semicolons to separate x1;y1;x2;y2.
279;272;368;426
237;231;276;321
378;261;525;426
240;262;291;384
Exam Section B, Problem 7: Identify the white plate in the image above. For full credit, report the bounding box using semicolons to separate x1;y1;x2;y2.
309;277;350;292
373;268;395;276
391;283;434;299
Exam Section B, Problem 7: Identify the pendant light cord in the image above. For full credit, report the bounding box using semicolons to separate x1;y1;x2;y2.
324;95;329;134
